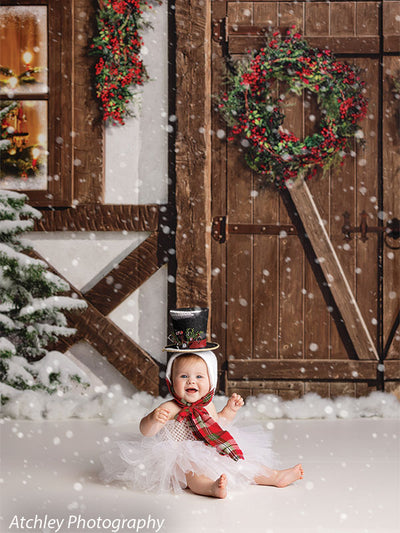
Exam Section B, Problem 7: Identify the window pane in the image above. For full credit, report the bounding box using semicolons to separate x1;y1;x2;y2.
0;6;48;96
0;100;48;190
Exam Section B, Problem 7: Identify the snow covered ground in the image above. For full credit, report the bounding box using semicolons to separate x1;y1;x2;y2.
1;416;399;533
1;350;399;533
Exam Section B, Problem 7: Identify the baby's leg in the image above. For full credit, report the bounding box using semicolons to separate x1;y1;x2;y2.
254;464;303;488
185;472;227;499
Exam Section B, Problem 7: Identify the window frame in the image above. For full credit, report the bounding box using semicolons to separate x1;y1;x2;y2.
0;0;73;206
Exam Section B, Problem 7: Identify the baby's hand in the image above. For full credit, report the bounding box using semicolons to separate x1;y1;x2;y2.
152;407;170;425
227;393;244;412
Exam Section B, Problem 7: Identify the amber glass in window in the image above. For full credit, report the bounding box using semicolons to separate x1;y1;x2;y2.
0;6;48;96
1;100;48;190
0;5;48;191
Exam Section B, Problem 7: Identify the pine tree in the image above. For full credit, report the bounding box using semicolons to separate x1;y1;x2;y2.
0;101;17;153
0;190;87;403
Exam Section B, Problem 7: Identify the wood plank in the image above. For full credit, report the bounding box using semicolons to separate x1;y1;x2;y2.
227;1;253;24
288;178;379;360
305;382;330;397
226;384;252;400
175;0;212;308
228;380;303;390
34;0;73;207
226;222;296;235
83;232;161;315
278;1;304;33
386;382;400;397
330;2;356;36
226;234;253;359
278;236;304;359
226;380;304;400
383;1;400;36
354;58;379;351
278;83;305;360
253;165;280;359
305;2;329;36
329;141;356;358
73;0;104;203
226;116;253;359
29;250;160;394
211;0;228;376
384;35;400;53
383;56;400;360
355;382;375;397
251;67;281;362
227;0;379;2
305;98;330;359
227;380;381;399
253;232;279;358
228;36;380;55
33;204;160;231
330;382;356;397
253;2;278;27
356;2;379;36
228;359;400;380
58;0;74;206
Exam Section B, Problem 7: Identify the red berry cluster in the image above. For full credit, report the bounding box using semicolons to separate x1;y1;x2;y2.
90;0;160;125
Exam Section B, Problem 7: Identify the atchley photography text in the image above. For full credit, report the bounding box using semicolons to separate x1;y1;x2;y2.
8;514;166;533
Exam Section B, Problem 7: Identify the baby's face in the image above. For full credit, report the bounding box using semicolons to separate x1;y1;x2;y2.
172;357;210;403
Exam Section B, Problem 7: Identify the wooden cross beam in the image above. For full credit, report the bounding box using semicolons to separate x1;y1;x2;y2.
83;232;160;315
34;204;160;232
29;242;162;395
60;301;160;394
287;178;378;360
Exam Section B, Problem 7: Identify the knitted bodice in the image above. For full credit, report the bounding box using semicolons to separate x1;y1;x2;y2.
161;419;197;442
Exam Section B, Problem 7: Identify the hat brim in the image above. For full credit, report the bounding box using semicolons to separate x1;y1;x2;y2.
163;342;219;353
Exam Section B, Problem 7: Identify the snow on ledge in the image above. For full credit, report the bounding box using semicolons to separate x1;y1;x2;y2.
1;386;399;423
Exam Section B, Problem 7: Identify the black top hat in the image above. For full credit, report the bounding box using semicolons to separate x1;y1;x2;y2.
164;307;219;352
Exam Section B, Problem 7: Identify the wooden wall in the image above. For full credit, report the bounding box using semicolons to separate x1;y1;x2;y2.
204;0;400;398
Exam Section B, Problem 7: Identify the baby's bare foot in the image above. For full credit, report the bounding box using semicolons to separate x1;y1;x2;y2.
275;464;304;488
212;473;227;499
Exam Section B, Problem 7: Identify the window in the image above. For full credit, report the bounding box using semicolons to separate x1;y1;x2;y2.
0;0;73;206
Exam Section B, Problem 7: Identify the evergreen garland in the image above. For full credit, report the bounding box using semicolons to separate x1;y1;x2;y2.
90;0;161;125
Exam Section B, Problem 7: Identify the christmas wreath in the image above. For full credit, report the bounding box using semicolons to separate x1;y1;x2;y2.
218;28;368;186
90;0;161;125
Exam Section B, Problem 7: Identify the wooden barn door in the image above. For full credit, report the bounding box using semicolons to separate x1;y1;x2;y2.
210;0;400;398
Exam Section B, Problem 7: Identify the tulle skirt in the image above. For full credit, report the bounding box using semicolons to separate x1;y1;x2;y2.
99;419;278;493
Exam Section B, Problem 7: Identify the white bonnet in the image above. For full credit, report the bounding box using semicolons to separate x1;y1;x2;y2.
165;350;218;391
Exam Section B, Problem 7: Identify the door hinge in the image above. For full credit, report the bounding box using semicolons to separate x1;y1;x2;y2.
212;215;297;243
212;17;227;43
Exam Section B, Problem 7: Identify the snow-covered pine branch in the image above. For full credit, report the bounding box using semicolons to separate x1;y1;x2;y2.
0;337;16;355
0;219;35;236
19;296;87;320
0;139;11;152
0;101;18;121
0;242;47;266
0;191;88;404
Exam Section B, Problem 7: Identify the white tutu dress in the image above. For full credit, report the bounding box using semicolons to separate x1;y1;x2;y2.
99;417;278;493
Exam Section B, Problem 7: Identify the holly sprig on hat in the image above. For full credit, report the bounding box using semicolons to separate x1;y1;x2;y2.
168;328;203;349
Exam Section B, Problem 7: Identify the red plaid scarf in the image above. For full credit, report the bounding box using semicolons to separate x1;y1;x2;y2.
167;382;244;462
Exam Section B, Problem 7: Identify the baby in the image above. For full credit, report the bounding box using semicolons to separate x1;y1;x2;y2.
101;350;303;498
